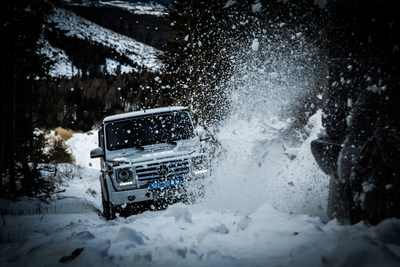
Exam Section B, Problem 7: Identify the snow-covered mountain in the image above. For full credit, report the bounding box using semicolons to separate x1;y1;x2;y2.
43;4;163;77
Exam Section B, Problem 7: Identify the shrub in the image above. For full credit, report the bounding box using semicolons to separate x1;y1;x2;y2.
48;139;75;164
54;127;74;140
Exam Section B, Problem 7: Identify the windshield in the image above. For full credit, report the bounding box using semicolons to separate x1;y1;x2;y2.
105;111;195;151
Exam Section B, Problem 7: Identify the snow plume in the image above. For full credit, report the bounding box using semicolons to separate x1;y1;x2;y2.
225;32;325;124
203;31;329;219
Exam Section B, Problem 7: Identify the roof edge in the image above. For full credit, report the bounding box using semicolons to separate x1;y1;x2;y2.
103;106;188;123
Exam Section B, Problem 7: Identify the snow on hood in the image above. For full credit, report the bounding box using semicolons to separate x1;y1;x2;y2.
107;139;199;165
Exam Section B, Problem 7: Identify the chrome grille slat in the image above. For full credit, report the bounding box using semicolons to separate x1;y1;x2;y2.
142;174;162;180
138;170;158;176
136;159;190;181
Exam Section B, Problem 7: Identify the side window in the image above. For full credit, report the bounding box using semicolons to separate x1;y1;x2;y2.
99;126;104;150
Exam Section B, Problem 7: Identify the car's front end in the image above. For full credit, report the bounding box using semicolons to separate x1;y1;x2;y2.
104;152;210;207
91;107;211;219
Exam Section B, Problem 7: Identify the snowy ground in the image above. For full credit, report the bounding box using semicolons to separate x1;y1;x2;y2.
1;112;400;267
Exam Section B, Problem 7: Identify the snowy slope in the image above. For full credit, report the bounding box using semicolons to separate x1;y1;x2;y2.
1;112;400;267
100;0;167;16
41;39;81;77
43;6;162;77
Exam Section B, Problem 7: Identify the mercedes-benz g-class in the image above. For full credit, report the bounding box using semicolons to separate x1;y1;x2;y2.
90;106;211;220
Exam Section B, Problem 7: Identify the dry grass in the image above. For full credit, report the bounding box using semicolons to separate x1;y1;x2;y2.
54;127;74;140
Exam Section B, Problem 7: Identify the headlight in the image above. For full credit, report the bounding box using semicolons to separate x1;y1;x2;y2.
116;168;133;186
118;169;131;181
194;169;208;175
192;156;209;175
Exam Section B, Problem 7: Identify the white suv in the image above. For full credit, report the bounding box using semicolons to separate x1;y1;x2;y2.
90;106;211;219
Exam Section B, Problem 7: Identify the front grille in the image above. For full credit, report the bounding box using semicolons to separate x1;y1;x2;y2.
135;160;190;181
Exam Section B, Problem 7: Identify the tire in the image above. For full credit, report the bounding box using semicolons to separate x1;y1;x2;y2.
101;188;116;220
346;127;400;225
327;177;351;223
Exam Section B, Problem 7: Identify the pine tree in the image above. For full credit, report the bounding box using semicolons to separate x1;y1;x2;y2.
0;0;54;198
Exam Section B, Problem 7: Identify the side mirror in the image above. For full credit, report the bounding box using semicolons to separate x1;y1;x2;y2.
90;147;104;159
199;131;212;141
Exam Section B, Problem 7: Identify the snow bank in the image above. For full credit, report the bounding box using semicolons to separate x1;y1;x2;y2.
2;200;400;266
66;131;100;170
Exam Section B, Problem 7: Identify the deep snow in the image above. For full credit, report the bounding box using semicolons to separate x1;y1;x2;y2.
1;111;400;267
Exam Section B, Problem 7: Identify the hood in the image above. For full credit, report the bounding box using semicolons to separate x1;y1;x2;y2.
106;138;199;165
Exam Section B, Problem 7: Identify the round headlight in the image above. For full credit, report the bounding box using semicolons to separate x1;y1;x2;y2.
118;169;132;182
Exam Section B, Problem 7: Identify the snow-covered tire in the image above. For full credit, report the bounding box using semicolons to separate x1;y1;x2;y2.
327;177;351;223
102;189;116;220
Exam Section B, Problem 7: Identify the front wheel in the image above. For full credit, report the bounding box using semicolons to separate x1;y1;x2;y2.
102;188;116;220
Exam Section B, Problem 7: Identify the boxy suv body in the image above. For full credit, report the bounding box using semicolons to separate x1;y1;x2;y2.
90;106;210;219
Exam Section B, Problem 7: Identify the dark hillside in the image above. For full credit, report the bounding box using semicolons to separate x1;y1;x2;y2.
35;70;171;131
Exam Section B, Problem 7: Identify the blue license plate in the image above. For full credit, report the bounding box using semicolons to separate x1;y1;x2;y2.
148;178;183;190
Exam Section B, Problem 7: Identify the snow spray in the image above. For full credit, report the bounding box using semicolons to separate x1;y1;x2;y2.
202;34;330;219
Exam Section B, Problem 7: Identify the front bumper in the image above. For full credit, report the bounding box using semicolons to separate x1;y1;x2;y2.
310;138;342;177
109;186;186;205
106;172;208;206
104;153;210;206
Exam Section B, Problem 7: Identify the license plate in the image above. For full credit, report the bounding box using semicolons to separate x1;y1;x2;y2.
148;178;183;190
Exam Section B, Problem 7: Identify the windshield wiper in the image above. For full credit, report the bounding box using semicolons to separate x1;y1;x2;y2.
164;140;177;146
131;144;145;150
151;140;177;146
